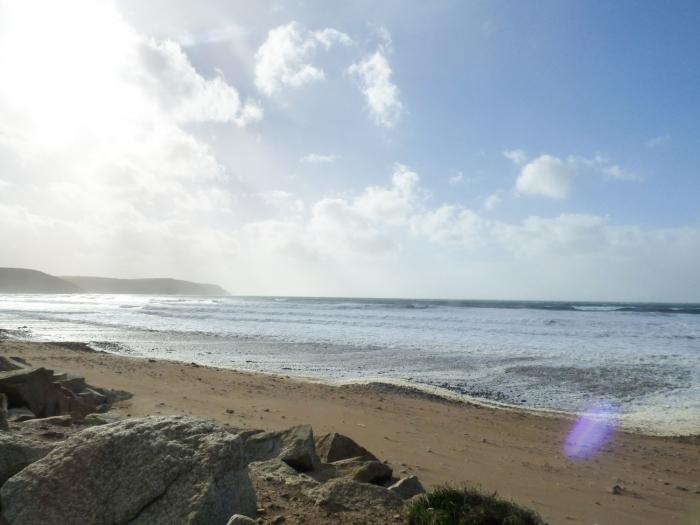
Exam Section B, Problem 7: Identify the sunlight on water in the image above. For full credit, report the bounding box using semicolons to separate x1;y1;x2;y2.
564;404;617;460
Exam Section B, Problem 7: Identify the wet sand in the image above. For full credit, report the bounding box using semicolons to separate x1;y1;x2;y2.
2;339;698;524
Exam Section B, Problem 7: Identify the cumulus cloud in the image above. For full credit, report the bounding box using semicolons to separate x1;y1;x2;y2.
503;149;528;166
300;153;339;163
254;21;352;96
516;155;574;199
410;206;483;247
137;38;263;126
0;1;261;279
483;193;503;210
348;50;402;127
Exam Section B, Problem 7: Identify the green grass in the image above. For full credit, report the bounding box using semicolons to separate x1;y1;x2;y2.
407;485;545;525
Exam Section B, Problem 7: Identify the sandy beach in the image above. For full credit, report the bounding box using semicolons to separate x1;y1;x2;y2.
1;339;698;524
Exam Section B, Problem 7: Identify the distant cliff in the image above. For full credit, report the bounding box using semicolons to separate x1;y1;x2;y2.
0;268;228;295
0;268;82;293
61;276;229;296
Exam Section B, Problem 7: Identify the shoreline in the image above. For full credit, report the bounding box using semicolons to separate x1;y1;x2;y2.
4;328;698;438
1;337;698;524
4;328;696;438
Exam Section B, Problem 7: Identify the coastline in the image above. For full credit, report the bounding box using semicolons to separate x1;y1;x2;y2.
1;337;698;524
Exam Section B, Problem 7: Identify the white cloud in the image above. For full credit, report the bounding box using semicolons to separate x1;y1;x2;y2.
138;38;262;126
493;213;610;256
516;155;574;199
0;0;261;278
348;51;402;127
503;149;528;166
254;21;352;96
483;193;503;211
300;153;339;164
646;134;671;148
568;154;640;181
353;165;420;225
259;190;305;215
448;172;464;186
602;164;639;181
410;206;483;247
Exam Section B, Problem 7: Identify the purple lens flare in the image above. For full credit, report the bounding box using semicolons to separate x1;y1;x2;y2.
564;404;617;460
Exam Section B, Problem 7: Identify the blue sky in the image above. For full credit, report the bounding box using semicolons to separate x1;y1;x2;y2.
0;1;698;300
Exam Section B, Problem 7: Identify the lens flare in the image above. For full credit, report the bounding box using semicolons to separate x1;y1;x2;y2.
564;404;617;460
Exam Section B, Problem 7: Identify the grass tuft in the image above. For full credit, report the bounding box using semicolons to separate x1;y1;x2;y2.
407;485;546;525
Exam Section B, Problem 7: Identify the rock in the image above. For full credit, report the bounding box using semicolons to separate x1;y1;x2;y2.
0;393;8;430
19;415;73;427
307;478;403;512
611;484;625;495
0;357;29;372
0;416;257;525
244;425;319;472
227;515;257;525
248;458;319;490
81;412;122;426
6;407;36;422
0;367;97;418
0;432;53;485
331;458;392;485
388;476;425;500
315;432;377;463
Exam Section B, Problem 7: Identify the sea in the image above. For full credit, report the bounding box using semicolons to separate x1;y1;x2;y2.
1;294;698;435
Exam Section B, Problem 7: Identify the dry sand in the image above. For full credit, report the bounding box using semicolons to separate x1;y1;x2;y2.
2;340;698;525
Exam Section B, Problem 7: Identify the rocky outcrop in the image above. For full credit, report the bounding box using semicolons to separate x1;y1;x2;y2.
0;416;257;525
0;432;53;485
388;475;425;499
315;432;378;463
306;478;403;512
244;424;319;472
0;365;119;420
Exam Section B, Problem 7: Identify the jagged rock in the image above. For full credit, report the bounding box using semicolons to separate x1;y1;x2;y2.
331;458;393;485
7;407;36;422
227;515;257;525
0;367;98;418
244;424;319;472
0;393;8;430
0;432;53;485
388;476;425;499
307;478;403;512
249;458;319;490
0;416;257;525
315;432;377;463
0;357;28;372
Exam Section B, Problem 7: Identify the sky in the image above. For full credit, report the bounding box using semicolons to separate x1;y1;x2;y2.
0;0;699;301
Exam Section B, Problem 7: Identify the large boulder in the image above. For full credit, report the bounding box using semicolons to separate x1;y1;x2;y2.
0;416;257;525
388;475;425;500
306;478;403;512
244;424;319;472
0;432;53;485
315;432;377;463
331;457;393;485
